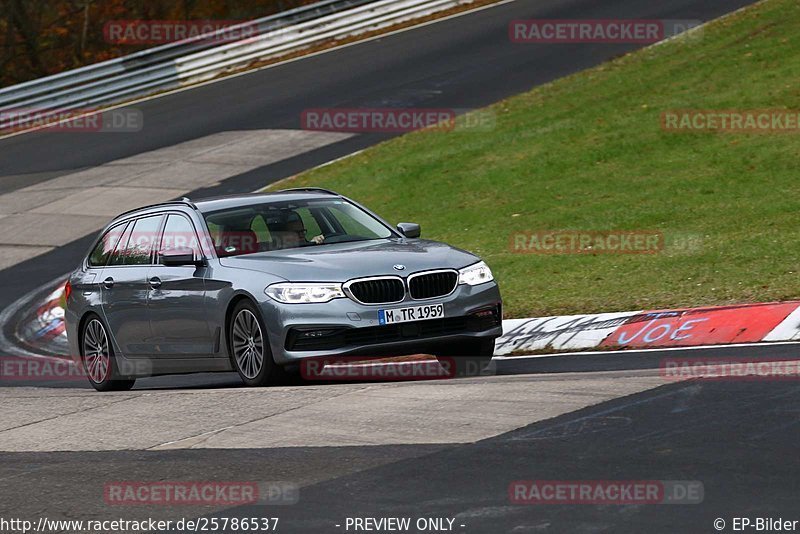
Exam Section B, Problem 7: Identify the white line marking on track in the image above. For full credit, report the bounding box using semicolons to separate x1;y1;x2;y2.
494;340;800;360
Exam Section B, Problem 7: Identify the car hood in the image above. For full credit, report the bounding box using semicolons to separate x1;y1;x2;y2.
218;238;480;281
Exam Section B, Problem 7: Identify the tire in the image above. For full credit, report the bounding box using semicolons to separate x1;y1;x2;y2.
228;300;287;387
436;338;495;378
80;315;136;392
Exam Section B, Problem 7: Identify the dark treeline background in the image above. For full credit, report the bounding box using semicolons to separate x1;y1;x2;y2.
0;0;319;87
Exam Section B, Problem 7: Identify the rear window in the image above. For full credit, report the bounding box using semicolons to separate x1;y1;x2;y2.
108;223;135;266
88;223;128;267
111;215;165;266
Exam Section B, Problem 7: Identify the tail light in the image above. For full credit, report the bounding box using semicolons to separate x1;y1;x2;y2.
64;280;72;301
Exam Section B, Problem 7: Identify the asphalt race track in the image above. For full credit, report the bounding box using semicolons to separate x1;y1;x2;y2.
3;352;800;531
0;0;786;532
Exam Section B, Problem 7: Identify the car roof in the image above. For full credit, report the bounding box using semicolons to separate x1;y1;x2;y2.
111;189;342;221
194;189;342;213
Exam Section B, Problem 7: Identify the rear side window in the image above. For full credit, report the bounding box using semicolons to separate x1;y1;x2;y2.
108;223;135;266
88;223;128;267
118;215;164;265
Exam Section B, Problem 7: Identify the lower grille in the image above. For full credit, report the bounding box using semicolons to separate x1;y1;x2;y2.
286;306;502;351
409;270;458;299
346;277;405;304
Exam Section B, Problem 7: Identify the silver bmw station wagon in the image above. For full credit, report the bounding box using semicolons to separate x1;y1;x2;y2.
64;188;503;390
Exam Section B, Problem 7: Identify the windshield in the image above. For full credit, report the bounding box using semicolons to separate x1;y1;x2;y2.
202;198;394;257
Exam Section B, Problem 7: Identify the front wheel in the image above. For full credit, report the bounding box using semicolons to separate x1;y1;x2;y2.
80;316;135;392
228;300;287;387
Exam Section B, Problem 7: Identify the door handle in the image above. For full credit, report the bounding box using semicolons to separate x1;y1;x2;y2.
102;277;114;289
149;277;162;289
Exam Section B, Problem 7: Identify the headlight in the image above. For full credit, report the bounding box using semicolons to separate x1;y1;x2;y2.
458;261;494;286
265;283;345;304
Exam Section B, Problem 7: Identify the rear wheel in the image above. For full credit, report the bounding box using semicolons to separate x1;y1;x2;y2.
80;316;135;392
228;300;287;387
436;338;495;377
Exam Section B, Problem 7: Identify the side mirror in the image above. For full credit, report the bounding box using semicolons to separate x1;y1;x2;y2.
397;222;421;238
160;248;202;267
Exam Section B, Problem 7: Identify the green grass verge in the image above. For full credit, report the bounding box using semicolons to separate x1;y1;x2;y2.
267;0;800;318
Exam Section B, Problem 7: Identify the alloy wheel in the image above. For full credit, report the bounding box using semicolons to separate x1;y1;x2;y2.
232;309;264;379
83;319;110;383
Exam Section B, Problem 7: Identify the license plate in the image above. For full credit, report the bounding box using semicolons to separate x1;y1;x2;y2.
379;304;445;325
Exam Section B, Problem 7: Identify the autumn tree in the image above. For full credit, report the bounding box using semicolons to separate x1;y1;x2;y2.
0;0;321;87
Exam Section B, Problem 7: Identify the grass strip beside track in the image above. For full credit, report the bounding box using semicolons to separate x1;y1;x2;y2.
268;0;800;318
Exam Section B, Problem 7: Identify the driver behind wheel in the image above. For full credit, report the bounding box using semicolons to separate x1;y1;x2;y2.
275;211;324;249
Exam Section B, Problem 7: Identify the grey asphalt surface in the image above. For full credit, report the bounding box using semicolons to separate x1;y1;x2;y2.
219;379;800;533
0;0;777;532
2;361;799;532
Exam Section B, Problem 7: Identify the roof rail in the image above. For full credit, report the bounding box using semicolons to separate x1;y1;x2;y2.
114;197;197;220
277;187;340;195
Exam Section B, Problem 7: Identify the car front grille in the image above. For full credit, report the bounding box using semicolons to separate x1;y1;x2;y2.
346;277;405;304
408;270;458;300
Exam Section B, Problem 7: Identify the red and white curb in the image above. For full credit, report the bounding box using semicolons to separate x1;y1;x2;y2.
495;302;800;355
1;281;69;358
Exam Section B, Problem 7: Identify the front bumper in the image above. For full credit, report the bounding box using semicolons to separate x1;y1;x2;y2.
261;281;503;365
